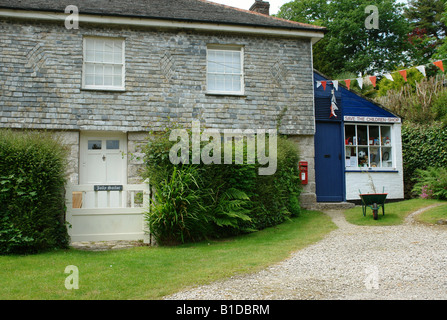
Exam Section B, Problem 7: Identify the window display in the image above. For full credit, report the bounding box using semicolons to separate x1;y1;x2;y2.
344;124;393;169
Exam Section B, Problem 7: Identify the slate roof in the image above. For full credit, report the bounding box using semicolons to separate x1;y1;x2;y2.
0;0;326;32
313;70;402;119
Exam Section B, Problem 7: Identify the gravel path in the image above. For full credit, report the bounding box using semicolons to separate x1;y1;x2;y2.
165;205;447;300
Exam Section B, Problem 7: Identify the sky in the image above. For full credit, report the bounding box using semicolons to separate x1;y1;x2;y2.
209;0;291;15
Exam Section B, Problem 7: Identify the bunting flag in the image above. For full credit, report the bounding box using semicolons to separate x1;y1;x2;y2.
314;59;446;92
344;79;351;90
357;77;363;89
332;80;339;91
416;65;426;77
399;70;407;82
434;60;444;72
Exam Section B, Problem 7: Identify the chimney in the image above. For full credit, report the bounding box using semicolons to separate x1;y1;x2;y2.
249;0;270;16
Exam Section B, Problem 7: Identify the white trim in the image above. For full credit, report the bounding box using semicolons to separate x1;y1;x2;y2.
310;40;316;135
0;9;325;41
344;123;396;170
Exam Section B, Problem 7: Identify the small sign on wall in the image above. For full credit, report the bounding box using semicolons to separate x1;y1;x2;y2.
343;116;401;123
94;185;123;192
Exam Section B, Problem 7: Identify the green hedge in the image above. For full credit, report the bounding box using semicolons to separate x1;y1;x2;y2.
0;130;69;254
402;122;447;198
143;127;302;245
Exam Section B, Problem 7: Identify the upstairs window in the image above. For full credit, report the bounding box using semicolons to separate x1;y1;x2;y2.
83;37;125;90
344;124;394;169
207;45;244;95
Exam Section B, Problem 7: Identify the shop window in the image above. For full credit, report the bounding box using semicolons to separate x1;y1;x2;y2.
344;124;393;169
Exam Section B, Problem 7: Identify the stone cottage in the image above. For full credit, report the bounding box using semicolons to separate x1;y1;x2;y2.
0;0;326;241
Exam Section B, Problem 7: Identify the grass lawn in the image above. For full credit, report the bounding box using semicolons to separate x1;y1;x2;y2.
414;203;447;225
0;210;336;300
344;198;447;226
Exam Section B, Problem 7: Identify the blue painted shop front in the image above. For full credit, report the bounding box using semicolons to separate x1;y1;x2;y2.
313;71;403;202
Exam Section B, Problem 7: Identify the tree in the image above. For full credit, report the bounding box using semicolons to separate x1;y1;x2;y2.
404;0;447;64
277;0;411;78
404;0;447;41
434;2;447;59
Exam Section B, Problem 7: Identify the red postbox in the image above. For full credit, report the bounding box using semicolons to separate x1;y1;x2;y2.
299;161;308;185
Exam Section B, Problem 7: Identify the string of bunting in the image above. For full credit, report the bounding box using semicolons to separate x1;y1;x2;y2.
316;59;446;91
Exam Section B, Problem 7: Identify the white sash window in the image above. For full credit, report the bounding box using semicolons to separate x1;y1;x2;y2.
83;37;125;91
207;45;244;95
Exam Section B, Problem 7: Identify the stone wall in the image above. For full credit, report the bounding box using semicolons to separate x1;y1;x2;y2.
288;135;316;209
0;20;315;135
0;19;317;206
53;130;80;184
127;132;148;184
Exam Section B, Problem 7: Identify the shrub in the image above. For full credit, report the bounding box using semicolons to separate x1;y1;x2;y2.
143;126;302;245
143;128;254;245
412;167;447;200
431;90;447;125
147;165;212;245
250;136;302;230
401;122;447;198
0;130;69;254
376;75;446;124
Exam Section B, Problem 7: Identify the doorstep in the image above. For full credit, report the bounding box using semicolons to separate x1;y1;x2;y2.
70;240;148;251
311;202;356;211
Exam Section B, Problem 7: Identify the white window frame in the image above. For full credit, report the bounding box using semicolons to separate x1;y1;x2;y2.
82;37;125;91
206;45;244;95
344;123;395;170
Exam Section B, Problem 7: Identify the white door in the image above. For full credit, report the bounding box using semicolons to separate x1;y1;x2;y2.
80;132;127;208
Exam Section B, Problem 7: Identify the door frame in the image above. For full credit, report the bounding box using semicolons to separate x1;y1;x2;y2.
314;120;346;202
79;131;128;185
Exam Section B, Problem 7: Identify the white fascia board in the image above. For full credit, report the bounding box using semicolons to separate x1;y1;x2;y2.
0;8;325;42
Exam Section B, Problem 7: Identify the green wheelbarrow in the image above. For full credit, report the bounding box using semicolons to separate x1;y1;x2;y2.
359;192;388;220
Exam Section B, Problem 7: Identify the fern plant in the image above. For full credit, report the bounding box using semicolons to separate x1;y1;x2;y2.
210;187;253;230
412;167;447;200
